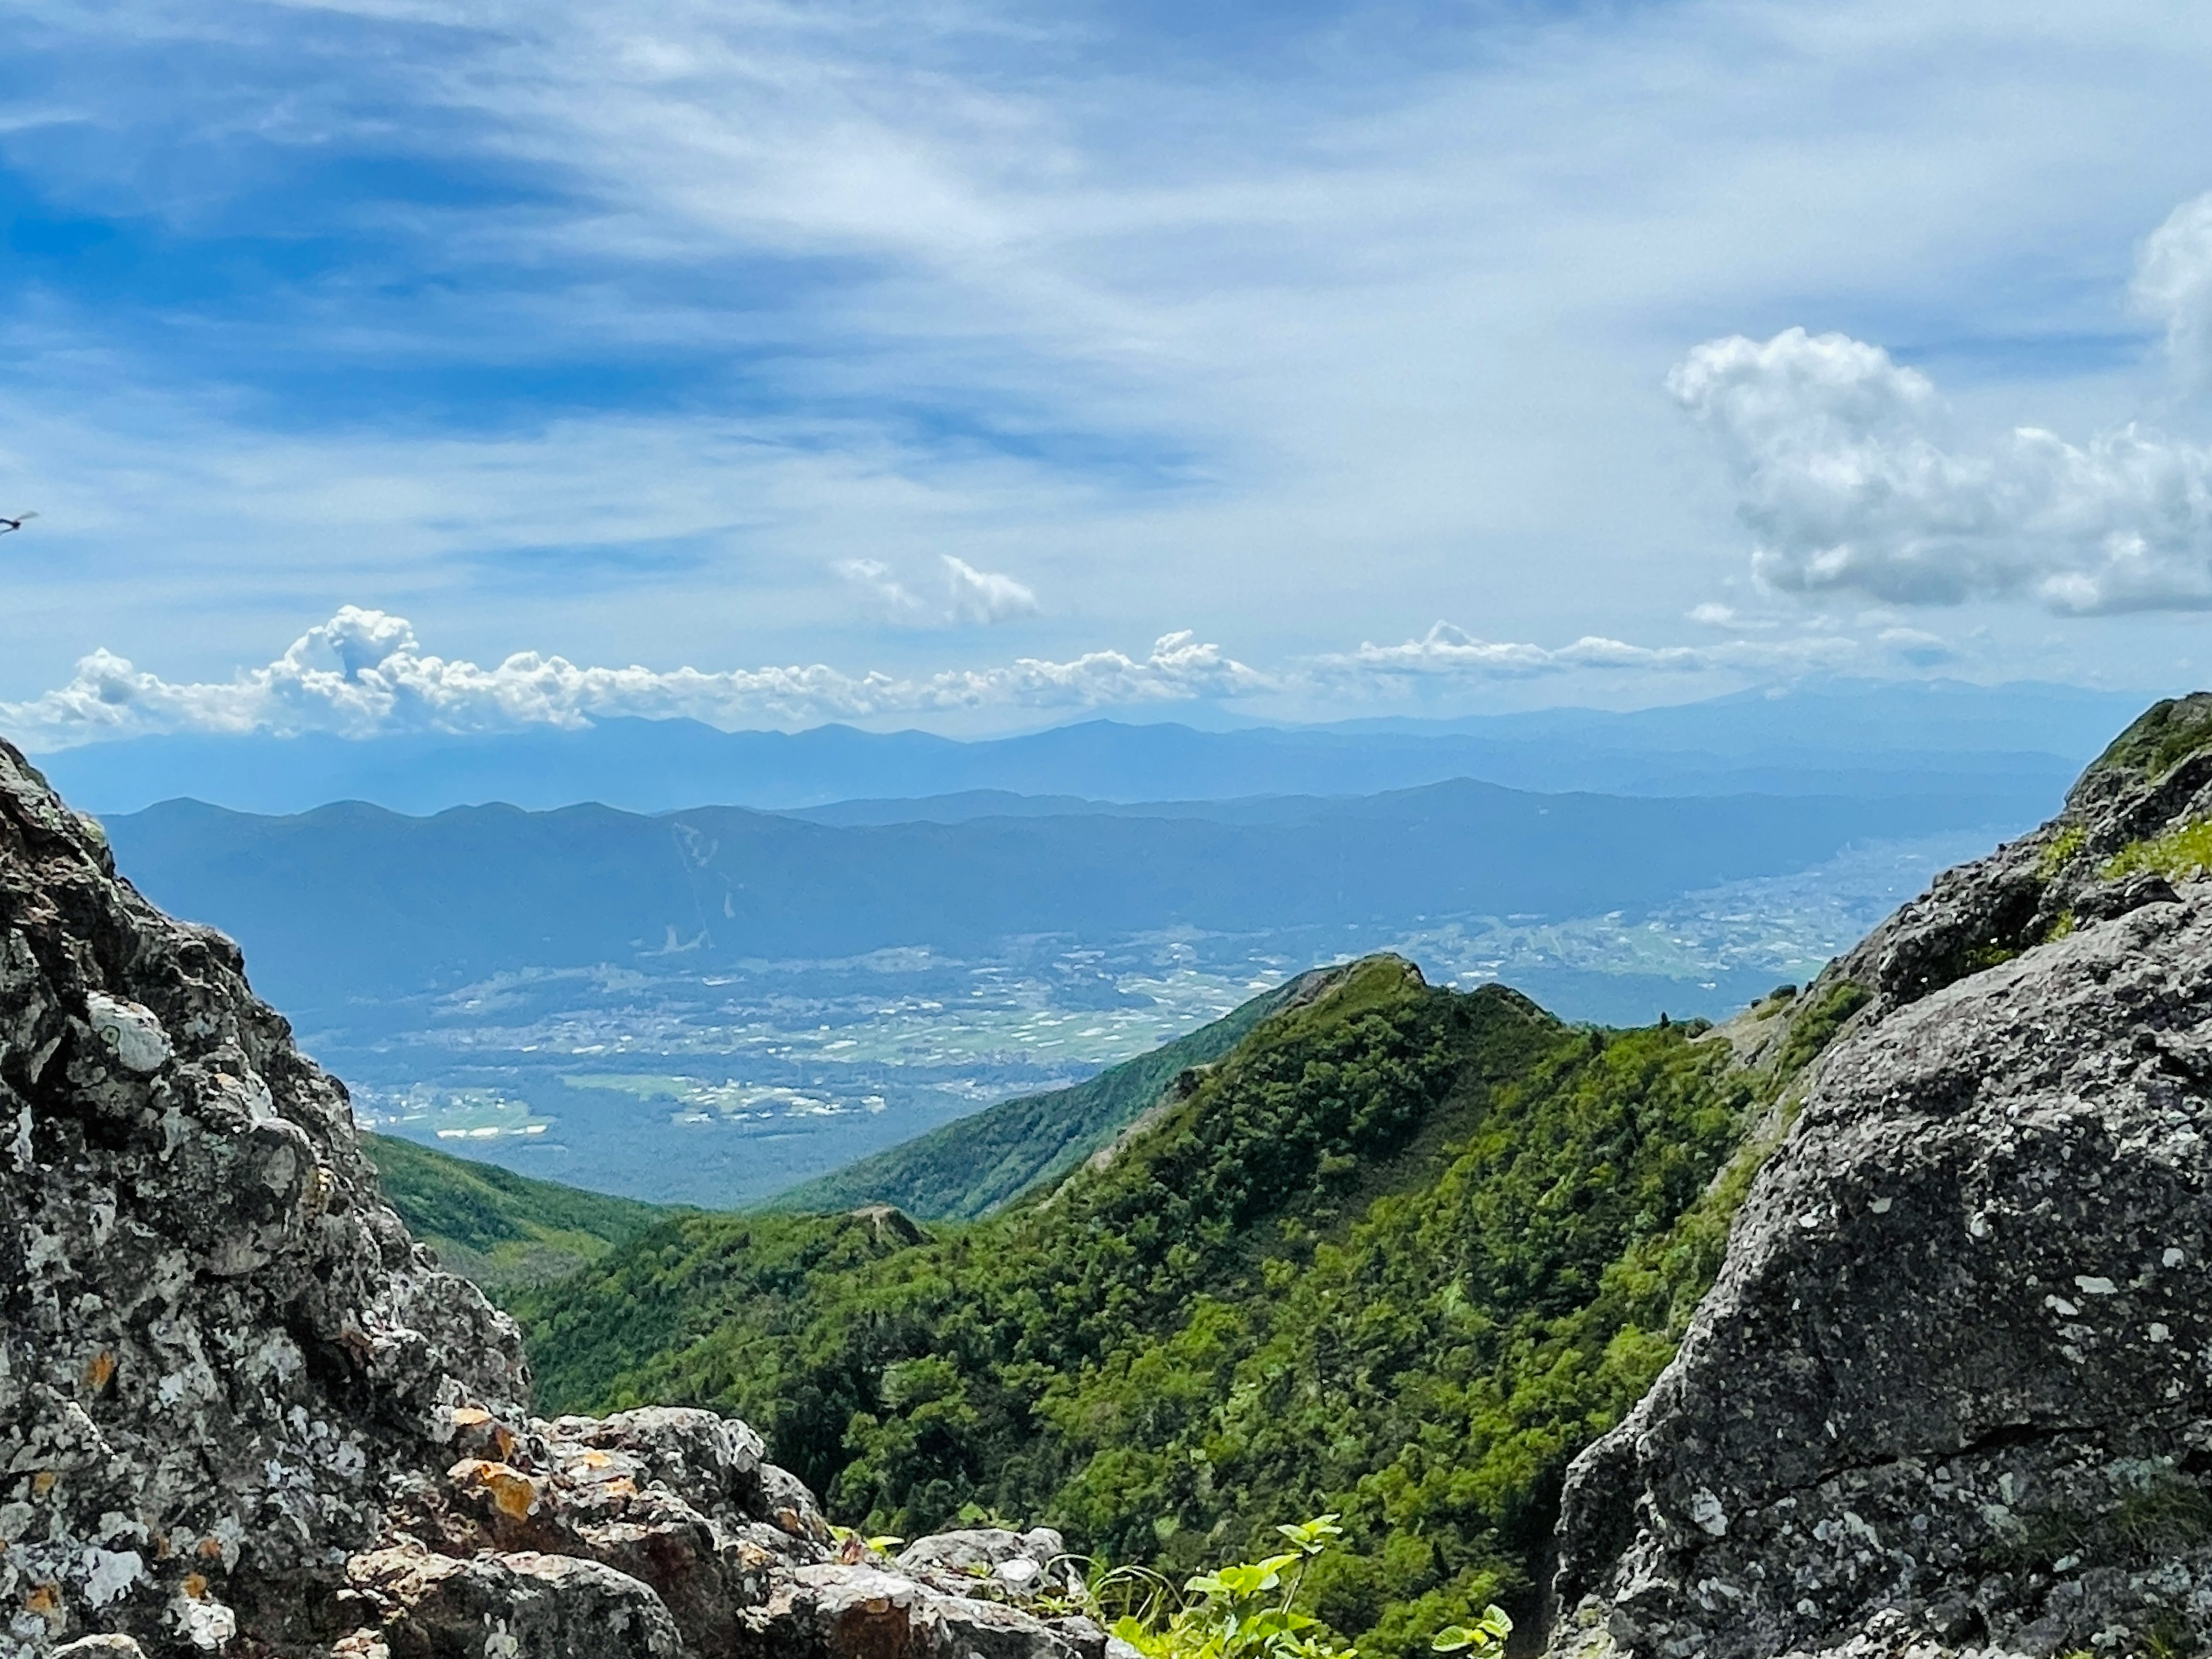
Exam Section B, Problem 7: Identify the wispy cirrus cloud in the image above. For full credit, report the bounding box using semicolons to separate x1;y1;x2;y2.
838;555;1040;626
7;0;2212;706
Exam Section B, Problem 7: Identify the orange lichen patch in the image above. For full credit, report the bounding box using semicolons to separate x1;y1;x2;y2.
198;1536;226;1559
448;1459;542;1520
450;1407;493;1430
25;1583;59;1614
736;1540;775;1570
30;1472;55;1498
183;1573;209;1601
153;1532;171;1560
492;1423;517;1461
82;1351;117;1392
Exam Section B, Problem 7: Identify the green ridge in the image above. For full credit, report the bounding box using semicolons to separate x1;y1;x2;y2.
769;972;1323;1219
364;1132;672;1297
516;955;1815;1654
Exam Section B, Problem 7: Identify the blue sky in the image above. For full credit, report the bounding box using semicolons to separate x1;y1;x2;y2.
7;0;2212;745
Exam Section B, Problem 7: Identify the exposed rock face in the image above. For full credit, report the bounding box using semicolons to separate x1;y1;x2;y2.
0;741;1111;1659
1548;698;2212;1658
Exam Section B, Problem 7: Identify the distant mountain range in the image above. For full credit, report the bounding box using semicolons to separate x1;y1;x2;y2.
103;772;2046;1018
33;677;2143;816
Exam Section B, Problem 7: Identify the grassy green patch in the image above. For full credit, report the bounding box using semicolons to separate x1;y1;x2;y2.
2037;823;2088;877
2103;818;2212;885
1771;979;1871;1081
365;1133;672;1298
560;1074;701;1099
2092;694;2212;782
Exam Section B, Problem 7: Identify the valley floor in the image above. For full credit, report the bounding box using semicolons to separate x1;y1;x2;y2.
340;829;1995;1207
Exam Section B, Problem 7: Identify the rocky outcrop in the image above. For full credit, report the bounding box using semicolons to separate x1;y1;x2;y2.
1547;698;2212;1657
0;740;1109;1659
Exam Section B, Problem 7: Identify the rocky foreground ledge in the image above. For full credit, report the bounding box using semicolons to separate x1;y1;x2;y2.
0;737;1112;1658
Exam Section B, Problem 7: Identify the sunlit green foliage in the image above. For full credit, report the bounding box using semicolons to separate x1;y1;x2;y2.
771;977;1308;1219
518;957;1767;1658
2093;694;2212;782
364;1132;669;1295
1770;979;1870;1081
2037;823;2088;877
2103;817;2212;885
1103;1516;1508;1659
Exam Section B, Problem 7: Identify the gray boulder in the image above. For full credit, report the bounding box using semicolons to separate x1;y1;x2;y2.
1548;697;2212;1656
0;737;1131;1659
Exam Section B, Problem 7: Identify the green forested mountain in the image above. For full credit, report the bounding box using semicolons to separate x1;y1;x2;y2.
515;958;1831;1652
770;972;1323;1218
365;1132;672;1295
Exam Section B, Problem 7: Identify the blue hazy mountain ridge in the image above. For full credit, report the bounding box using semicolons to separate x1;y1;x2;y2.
105;774;2044;1020
36;677;2136;817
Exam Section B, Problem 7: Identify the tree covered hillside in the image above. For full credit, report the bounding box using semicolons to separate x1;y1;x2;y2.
365;1132;672;1294
768;969;1323;1218
515;958;1827;1653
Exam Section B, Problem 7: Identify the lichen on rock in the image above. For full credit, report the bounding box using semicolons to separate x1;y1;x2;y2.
0;740;1111;1659
1545;703;2212;1657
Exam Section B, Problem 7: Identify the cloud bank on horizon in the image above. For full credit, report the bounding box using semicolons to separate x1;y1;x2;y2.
1;605;1950;752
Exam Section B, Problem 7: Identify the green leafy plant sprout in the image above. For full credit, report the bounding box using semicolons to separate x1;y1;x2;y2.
1428;1608;1513;1655
1103;1518;1508;1659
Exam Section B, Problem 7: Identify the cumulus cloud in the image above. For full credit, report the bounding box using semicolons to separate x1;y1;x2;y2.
0;606;1957;750
0;607;1267;752
1319;620;1870;679
1671;325;2212;613
2134;191;2212;388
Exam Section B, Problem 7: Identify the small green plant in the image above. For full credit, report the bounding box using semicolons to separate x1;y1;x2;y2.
1104;1518;1509;1659
827;1522;906;1560
2037;824;2088;877
1429;1610;1512;1654
1772;979;1872;1081
2104;819;2212;885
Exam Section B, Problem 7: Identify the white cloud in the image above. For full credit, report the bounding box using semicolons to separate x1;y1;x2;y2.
834;555;1038;625
942;555;1039;624
1319;620;1867;680
0;605;1955;750
2134;191;2212;389
1671;325;2212;614
0;606;1268;751
17;0;2212;698
835;558;929;620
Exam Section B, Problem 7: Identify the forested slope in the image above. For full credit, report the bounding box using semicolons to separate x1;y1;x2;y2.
768;971;1322;1217
365;1132;672;1293
516;957;1834;1654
